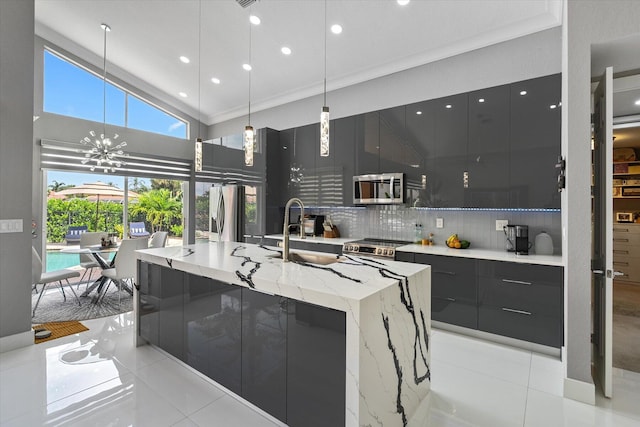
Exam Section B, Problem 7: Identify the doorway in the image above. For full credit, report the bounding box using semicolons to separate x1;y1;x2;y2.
611;122;640;374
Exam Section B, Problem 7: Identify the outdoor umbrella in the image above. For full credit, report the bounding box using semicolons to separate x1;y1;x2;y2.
55;181;139;230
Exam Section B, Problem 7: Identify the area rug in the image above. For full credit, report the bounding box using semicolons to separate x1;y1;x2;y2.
32;321;88;344
32;283;132;324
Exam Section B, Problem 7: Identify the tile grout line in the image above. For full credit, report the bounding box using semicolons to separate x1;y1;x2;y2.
522;351;533;426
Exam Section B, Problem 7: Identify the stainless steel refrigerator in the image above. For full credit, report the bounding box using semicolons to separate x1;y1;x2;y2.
209;185;244;242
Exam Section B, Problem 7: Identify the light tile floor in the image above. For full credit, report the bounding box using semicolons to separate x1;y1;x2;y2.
1;313;639;426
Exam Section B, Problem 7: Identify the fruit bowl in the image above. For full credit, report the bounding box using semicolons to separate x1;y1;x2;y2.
445;240;470;249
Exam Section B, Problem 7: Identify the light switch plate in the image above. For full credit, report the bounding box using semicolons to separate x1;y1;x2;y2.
496;219;508;231
436;218;444;229
0;219;23;233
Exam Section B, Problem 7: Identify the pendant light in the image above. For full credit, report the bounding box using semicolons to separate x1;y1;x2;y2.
80;23;128;173
320;0;330;157
194;0;203;172
244;14;254;167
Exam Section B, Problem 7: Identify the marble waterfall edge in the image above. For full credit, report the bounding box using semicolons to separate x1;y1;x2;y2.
136;242;431;427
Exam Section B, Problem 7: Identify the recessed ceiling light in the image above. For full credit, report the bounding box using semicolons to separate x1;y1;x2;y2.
445;104;452;109
397;0;410;5
249;15;261;25
331;24;343;34
281;46;292;55
519;90;527;96
416;111;422;115
243;63;252;71
179;56;190;64
211;77;221;84
478;98;485;103
179;92;187;98
635;99;640;106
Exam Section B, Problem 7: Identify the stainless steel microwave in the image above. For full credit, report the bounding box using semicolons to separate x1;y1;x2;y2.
353;173;405;205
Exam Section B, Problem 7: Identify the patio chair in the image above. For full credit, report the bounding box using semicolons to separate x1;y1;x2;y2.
129;222;150;238
77;232;108;289
65;225;88;244
149;231;168;248
99;238;148;307
32;247;81;317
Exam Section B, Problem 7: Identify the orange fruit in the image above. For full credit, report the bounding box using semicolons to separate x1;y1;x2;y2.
454;241;461;249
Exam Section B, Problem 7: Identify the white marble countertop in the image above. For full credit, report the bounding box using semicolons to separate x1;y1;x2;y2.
263;234;357;246
396;243;563;266
136;241;428;311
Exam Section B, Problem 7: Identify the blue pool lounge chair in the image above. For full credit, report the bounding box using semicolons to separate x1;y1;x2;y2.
129;222;150;238
65;225;88;244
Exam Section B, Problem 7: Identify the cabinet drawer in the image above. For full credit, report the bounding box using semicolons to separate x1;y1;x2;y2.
415;254;477;303
478;277;562;318
612;230;640;250
478;306;563;347
478;260;562;285
613;224;640;235
432;297;477;329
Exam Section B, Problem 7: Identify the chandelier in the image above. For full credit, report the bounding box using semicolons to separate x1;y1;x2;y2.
80;23;128;173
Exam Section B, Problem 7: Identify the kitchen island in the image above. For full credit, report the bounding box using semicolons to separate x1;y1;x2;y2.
135;242;431;427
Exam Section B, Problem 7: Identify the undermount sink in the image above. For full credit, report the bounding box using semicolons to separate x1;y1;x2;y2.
269;251;342;265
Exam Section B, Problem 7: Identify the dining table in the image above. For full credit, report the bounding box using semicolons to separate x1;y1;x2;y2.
60;243;124;300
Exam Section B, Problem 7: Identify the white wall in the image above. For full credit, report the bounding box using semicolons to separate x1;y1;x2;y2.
211;27;562;137
0;0;35;350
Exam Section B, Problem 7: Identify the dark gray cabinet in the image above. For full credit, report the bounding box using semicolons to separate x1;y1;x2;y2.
331;116;356;206
405;100;437;207
509;74;561;209
433;94;469;207
261;237;342;255
414;253;478;329
184;273;242;395
137;262;346;426
466;85;510;208
477;260;563;347
138;261;184;360
355;111;380;175
242;290;287;420
287;300;346;427
396;253;564;348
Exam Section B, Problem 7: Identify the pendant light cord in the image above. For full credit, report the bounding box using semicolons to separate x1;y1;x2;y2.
248;18;252;125
198;0;202;139
323;0;327;106
102;24;108;138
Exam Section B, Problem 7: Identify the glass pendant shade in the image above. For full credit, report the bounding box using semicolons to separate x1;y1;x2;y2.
244;125;255;166
320;106;330;157
195;138;203;172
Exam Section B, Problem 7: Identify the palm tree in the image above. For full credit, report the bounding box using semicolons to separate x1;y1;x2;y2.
129;188;182;233
48;180;70;192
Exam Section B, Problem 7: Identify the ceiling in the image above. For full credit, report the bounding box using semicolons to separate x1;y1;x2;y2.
34;0;563;126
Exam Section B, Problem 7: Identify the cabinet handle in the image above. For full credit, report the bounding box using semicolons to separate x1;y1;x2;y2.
615;228;629;232
613;261;629;266
613;238;629;242
613;250;629;254
463;171;469;189
434;270;456;276
445;297;456;302
502;307;532;316
501;279;532;286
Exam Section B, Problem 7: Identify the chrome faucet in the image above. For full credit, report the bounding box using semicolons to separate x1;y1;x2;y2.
283;197;305;262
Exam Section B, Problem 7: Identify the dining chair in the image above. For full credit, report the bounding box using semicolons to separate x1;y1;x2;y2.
149;231;168;248
99;238;148;306
77;231;108;289
32;247;81;317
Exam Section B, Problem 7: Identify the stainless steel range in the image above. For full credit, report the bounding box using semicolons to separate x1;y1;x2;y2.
342;238;412;259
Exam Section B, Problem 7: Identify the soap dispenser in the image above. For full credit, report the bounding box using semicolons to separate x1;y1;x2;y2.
414;224;423;244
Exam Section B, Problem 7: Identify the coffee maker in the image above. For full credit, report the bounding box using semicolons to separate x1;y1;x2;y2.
504;224;529;255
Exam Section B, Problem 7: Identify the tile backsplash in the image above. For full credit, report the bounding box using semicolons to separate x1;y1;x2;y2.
311;206;562;255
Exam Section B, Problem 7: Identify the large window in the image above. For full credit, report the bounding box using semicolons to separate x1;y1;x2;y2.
43;50;187;139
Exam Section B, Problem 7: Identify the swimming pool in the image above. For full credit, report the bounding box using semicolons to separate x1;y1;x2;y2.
45;251;115;272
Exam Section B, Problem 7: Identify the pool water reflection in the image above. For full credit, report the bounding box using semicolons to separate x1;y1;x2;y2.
46;251;115;272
